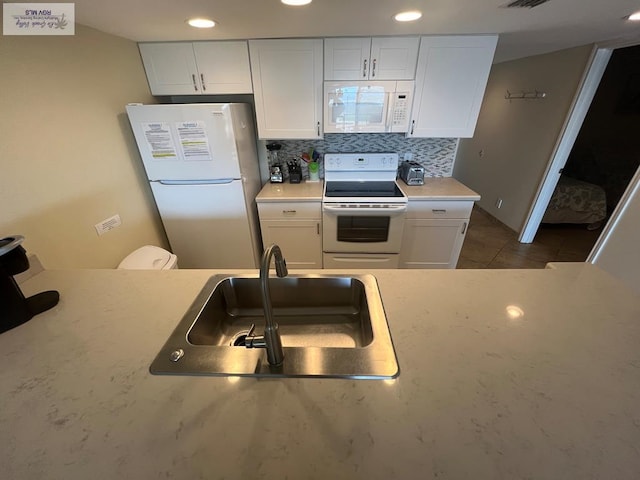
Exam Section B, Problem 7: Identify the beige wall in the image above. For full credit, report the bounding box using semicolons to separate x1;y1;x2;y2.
0;25;168;268
453;45;594;232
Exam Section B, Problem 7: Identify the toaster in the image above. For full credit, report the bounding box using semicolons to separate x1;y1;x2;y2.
399;161;425;185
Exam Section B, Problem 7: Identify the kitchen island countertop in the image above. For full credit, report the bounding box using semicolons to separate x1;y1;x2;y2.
2;264;639;479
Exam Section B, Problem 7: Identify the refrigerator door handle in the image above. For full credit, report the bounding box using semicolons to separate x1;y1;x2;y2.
156;179;237;186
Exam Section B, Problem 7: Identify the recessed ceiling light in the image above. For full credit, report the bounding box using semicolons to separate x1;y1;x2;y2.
628;11;640;21
281;0;312;5
187;18;215;28
394;10;422;22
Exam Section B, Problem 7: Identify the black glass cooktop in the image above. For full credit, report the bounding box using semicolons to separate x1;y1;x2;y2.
324;181;405;198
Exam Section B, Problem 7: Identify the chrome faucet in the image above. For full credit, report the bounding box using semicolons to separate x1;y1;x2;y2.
245;244;287;366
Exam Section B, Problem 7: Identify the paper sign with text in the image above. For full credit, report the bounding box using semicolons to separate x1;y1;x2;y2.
3;3;75;35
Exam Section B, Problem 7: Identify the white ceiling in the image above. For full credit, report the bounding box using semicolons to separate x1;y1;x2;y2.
59;0;640;62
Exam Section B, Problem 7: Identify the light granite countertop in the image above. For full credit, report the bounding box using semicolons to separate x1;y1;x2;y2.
256;181;323;202
255;177;480;203
2;264;639;479
398;177;481;201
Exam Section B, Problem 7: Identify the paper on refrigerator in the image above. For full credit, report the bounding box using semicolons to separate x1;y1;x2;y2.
142;123;178;160
141;121;212;161
176;121;212;162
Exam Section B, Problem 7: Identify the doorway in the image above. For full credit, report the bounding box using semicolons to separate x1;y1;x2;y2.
520;43;640;255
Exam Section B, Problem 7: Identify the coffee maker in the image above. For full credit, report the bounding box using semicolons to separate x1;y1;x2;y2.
0;235;59;334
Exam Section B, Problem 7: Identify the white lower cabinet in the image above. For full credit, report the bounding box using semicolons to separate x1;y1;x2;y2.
399;200;473;269
257;202;323;269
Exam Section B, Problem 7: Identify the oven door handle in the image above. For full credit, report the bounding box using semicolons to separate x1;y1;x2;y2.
323;204;407;217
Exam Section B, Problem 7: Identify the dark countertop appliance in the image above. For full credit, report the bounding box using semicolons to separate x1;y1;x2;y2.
399;161;425;185
287;161;302;184
267;142;283;183
0;235;59;334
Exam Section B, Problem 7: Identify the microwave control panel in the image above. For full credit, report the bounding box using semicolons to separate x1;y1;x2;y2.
389;81;414;132
391;94;409;126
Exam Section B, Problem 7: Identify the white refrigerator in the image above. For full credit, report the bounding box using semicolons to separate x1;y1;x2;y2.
126;103;262;269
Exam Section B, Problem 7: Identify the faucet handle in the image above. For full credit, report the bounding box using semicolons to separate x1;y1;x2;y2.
244;323;266;349
246;323;256;338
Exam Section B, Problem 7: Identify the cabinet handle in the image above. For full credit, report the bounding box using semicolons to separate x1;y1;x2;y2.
432;209;447;214
316;223;320;235
282;210;297;216
317;121;320;137
363;59;368;78
410;120;415;135
192;74;198;92
200;74;206;91
461;222;467;234
372;58;377;77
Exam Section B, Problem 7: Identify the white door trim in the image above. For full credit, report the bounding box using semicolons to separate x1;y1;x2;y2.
518;46;612;243
588;165;640;262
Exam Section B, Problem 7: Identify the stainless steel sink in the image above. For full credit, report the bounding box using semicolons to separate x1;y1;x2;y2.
150;273;399;379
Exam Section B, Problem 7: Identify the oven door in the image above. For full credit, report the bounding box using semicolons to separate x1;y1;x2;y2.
322;203;406;254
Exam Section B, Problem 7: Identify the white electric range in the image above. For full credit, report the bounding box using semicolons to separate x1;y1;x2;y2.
322;153;407;269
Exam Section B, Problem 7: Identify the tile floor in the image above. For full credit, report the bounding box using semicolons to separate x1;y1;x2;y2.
457;206;603;269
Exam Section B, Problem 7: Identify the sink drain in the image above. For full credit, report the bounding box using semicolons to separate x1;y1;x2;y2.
230;331;250;347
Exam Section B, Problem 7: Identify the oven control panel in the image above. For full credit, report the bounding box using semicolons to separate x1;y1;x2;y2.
324;153;399;172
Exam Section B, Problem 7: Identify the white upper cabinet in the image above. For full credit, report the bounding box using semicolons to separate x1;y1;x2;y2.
139;41;253;96
192;42;253;94
407;35;498;138
139;43;199;95
249;39;324;140
324;37;419;81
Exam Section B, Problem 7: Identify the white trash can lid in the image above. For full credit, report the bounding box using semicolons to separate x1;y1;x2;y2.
118;245;173;270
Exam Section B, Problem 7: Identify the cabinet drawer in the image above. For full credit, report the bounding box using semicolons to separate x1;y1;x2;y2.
258;202;321;220
406;200;473;219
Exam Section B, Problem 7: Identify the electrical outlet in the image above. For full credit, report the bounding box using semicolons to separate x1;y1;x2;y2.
95;214;122;236
495;198;503;209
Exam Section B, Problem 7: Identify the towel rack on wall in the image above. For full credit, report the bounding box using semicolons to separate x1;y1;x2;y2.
505;90;547;101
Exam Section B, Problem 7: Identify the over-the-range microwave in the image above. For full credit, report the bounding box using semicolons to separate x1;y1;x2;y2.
324;80;414;134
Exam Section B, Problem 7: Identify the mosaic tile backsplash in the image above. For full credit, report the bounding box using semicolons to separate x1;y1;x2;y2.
269;134;459;179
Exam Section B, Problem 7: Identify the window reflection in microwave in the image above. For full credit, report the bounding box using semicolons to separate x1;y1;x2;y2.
329;86;386;127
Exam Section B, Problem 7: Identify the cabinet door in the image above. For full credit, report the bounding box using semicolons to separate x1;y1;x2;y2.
249;39;324;139
324;37;371;80
369;37;419;80
193;41;253;94
399;218;468;269
139;43;200;95
260;220;323;269
407;35;497;138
